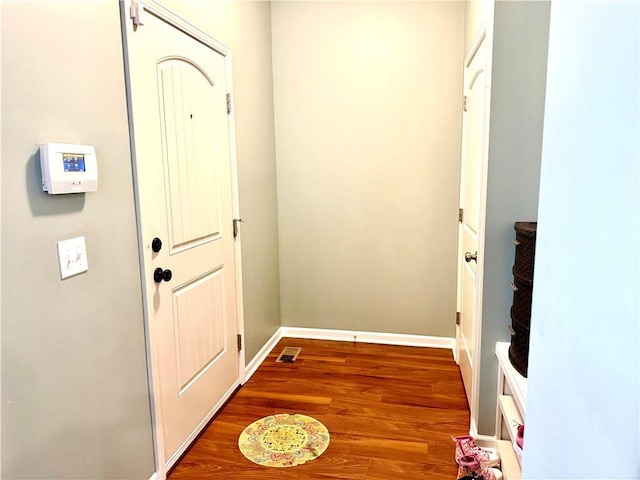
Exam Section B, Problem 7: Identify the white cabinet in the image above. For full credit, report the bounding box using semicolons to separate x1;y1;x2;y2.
495;342;527;480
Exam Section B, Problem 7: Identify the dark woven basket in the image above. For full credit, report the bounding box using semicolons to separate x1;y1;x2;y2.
508;322;530;377
510;278;532;329
512;222;537;285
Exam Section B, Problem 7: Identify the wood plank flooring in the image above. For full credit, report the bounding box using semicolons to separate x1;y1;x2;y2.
169;338;469;479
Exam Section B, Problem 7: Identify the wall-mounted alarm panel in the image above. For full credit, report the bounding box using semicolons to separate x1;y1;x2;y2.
40;143;98;194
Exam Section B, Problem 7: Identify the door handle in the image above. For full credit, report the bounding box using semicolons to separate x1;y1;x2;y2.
152;237;163;253
154;268;172;283
464;251;477;263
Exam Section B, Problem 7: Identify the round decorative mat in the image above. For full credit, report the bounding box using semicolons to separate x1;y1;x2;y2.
238;413;330;468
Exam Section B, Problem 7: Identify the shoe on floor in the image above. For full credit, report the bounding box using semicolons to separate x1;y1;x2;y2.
457;454;503;480
453;435;501;467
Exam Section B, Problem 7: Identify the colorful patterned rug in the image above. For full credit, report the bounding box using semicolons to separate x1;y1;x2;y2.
238;414;330;467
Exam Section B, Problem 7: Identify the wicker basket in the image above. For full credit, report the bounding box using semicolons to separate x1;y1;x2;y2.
512;222;537;285
510;278;532;329
508;322;530;377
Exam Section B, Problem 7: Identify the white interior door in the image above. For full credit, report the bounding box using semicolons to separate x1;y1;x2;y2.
123;4;241;472
456;33;488;416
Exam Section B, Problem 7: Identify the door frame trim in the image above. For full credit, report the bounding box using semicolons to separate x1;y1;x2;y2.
0;3;3;472
120;2;245;478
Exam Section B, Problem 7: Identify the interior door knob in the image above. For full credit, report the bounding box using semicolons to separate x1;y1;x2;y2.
464;251;478;263
154;268;172;283
151;237;163;253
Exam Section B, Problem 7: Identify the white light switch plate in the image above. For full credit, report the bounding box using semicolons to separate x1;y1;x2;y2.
57;236;88;279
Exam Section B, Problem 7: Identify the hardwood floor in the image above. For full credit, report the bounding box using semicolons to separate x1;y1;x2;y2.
169;338;469;479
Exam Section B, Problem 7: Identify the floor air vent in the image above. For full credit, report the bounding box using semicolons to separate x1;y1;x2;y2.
276;346;302;363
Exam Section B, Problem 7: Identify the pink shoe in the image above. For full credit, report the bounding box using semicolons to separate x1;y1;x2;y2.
453;435;500;467
513;425;524;463
516;425;524;449
457;455;503;480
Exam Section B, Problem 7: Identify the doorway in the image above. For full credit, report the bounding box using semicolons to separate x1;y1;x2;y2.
122;2;244;475
456;27;491;434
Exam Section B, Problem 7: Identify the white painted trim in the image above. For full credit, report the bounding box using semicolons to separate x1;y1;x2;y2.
144;1;231;56
473;433;497;450
120;2;166;475
468;419;498;448
120;2;243;479
495;343;507;440
279;327;456;350
452;332;459;364
470;416;478;437
244;328;284;381
225;50;246;387
467;425;497;459
465;28;487;68
470;418;496;449
164;380;240;470
0;3;3;474
148;474;160;480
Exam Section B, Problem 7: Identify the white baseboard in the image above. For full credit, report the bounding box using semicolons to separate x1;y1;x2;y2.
279;326;456;350
243;328;284;382
148;473;160;480
470;417;478;437
473;433;497;449
469;421;497;448
242;326;456;384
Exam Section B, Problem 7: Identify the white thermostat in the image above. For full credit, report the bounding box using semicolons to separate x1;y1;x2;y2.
40;143;98;194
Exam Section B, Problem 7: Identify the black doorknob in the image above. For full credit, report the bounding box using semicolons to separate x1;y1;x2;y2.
152;237;163;253
154;267;172;283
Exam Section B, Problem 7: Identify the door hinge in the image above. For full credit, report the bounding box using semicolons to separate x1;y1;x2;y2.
130;0;145;27
458;208;464;223
233;218;244;239
456;312;461;326
226;93;232;114
463;95;468;112
237;334;242;352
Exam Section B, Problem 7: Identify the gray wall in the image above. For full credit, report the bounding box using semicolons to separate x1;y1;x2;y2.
1;2;154;478
523;2;639;477
476;1;550;434
1;0;280;478
272;1;465;337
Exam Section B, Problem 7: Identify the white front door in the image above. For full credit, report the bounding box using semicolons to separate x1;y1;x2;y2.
123;5;241;471
456;32;488;415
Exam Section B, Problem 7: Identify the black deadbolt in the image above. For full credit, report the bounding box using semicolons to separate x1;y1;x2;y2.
154;268;172;283
152;237;163;253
